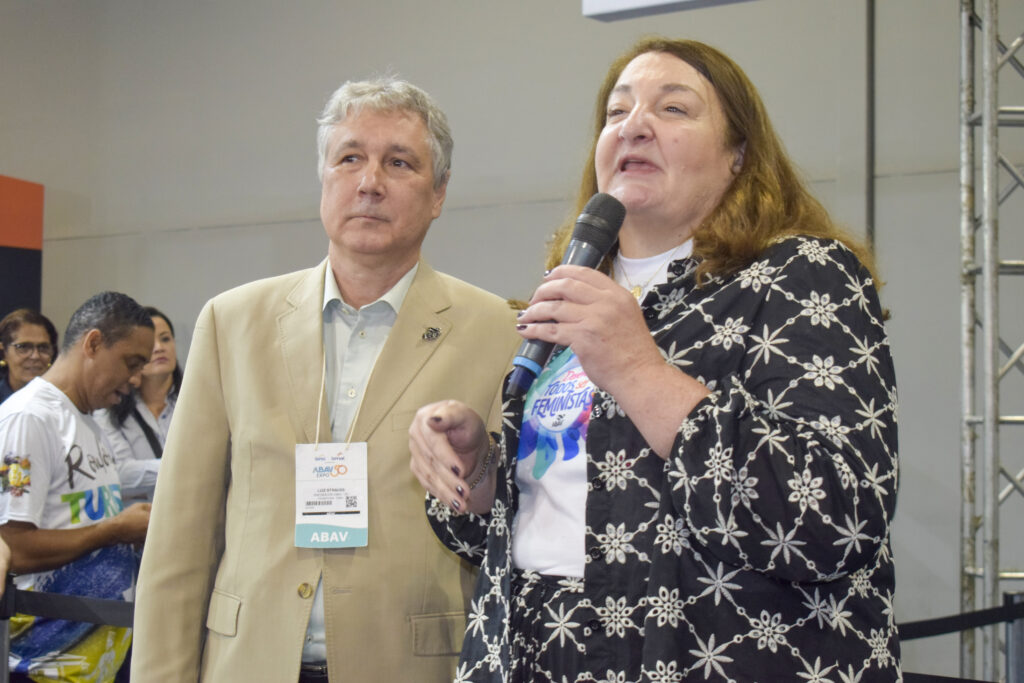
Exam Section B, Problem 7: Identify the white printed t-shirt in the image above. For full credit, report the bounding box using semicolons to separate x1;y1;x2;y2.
511;349;596;577
510;244;692;579
0;377;133;683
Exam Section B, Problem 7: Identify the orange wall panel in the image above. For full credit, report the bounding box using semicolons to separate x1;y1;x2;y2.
0;175;44;250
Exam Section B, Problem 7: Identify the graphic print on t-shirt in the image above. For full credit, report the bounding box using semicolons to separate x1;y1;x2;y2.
0;454;31;496
517;349;595;479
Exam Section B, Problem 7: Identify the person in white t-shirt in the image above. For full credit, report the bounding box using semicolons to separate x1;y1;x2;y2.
0;291;154;683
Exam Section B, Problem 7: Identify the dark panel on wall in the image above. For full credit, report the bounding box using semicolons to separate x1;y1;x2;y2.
0;246;42;317
0;175;44;318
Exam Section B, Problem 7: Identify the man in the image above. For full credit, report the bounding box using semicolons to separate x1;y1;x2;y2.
0;291;154;682
132;78;518;681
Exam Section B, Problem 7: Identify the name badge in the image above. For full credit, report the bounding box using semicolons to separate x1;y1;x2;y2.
295;442;368;548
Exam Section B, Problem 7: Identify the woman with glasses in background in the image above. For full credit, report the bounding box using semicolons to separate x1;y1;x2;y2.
0;309;58;404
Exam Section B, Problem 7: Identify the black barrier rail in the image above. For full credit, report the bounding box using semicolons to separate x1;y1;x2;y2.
0;575;133;628
905;675;991;683
6;590;133;628
0;572;1019;682
898;599;1024;641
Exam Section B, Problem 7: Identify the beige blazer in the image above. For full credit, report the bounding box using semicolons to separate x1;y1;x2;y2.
132;260;519;682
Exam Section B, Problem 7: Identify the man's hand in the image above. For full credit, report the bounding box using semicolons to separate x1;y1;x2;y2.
106;503;151;545
0;503;151;574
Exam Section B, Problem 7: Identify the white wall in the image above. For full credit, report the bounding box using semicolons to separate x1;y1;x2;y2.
3;0;1024;677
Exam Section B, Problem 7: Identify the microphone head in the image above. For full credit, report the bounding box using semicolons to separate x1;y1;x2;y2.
571;193;626;255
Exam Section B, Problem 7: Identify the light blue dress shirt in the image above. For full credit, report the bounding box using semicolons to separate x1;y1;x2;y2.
302;263;418;664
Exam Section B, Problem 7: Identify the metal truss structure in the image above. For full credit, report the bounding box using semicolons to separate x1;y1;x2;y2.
959;1;1024;680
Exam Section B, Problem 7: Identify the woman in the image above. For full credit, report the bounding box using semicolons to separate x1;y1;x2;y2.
96;306;181;503
0;309;58;404
410;37;899;682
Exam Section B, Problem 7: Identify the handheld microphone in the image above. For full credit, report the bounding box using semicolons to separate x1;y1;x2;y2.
506;192;626;399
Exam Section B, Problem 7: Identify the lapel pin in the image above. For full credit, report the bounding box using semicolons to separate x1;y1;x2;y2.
422;327;441;342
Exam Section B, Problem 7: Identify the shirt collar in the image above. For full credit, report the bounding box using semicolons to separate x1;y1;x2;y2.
323;262;419;315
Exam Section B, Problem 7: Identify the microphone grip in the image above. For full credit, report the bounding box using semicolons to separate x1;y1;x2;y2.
507;229;616;399
507;337;555;398
561;239;605;268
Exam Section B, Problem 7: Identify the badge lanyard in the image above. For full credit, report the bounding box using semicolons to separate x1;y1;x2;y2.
294;354;369;548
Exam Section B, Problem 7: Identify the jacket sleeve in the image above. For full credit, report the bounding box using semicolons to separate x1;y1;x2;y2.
667;238;898;583
131;300;231;680
425;377;512;566
425;494;491;565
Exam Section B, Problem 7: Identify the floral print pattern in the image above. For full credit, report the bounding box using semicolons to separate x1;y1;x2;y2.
428;237;900;682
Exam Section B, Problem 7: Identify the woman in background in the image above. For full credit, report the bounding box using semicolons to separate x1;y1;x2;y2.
0;309;58;404
97;306;181;503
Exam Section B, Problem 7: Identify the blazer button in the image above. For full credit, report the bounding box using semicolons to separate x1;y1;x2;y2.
297;583;314;599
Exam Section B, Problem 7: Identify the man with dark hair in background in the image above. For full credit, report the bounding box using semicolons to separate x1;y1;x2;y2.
131;78;518;682
0;291;154;682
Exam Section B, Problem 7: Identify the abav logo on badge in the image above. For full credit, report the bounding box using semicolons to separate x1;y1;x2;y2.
312;464;348;478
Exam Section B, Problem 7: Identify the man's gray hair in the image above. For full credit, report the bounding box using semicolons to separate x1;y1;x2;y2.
316;77;453;190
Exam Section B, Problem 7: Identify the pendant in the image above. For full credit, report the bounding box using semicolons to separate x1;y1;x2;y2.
631;286;643;299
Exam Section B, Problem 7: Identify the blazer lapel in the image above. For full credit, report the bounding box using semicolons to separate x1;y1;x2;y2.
278;259;332;444
350;261;451;442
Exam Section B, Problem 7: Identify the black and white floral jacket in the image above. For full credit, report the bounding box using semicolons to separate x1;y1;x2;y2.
427;236;901;683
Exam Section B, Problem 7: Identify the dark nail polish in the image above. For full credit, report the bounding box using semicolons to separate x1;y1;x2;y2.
456;485;465;496
516;310;525;318
451;466;461;476
430;416;442;423
451;499;461;510
516;324;527;331
543;269;551;276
